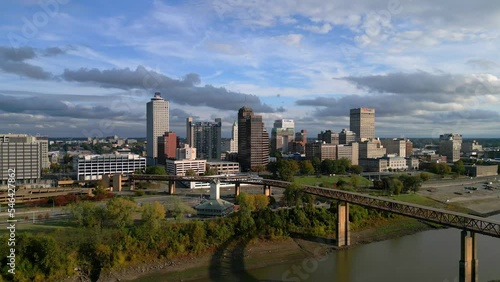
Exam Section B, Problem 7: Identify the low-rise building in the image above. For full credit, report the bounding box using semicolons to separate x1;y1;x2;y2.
165;159;206;176
74;153;146;181
359;158;387;172
464;165;498;177
206;161;240;175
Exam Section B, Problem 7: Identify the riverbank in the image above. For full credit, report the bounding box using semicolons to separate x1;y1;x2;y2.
90;217;435;282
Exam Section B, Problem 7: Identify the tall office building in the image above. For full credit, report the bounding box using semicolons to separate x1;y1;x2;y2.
271;119;295;154
0;134;48;186
186;118;222;160
350;108;375;142
439;133;462;162
186;117;194;147
238;106;269;172
229;121;238;153
146;92;169;166
157;131;177;165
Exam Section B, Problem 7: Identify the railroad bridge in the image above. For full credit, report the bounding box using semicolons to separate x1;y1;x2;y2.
129;174;500;282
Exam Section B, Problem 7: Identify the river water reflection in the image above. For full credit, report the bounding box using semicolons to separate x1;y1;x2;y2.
138;214;500;282
246;214;500;282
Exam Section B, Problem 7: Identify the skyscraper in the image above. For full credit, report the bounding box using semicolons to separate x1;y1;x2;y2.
186;118;222;160
229;120;238;153
439;133;462;162
146;92;169;165
271;119;295;154
157;131;177;165
350;108;375;142
238;106;269;172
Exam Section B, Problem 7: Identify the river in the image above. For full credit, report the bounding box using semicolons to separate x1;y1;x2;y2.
136;214;500;282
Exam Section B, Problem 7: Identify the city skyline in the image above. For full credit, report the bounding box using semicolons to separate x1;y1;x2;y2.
1;1;500;138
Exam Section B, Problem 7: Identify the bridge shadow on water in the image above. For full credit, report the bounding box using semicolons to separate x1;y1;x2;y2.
208;236;282;282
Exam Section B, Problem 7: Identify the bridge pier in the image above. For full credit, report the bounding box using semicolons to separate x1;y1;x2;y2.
460;230;478;282
129;179;135;190
234;183;240;197
263;185;271;196
168;181;175;195
336;201;350;247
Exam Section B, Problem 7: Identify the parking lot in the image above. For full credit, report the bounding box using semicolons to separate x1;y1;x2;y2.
419;177;500;214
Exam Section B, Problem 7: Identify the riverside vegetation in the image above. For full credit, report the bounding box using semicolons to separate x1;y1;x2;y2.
0;181;406;282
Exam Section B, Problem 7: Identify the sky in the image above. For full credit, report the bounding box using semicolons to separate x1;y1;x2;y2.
1;0;500;138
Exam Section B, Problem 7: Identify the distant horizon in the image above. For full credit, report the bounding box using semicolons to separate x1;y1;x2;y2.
35;134;500;140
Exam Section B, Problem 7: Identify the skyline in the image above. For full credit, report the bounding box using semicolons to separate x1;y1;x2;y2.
1;1;500;138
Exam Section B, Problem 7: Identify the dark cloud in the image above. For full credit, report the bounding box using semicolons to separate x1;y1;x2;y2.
342;72;500;102
0;46;52;79
62;65;276;113
0;94;135;120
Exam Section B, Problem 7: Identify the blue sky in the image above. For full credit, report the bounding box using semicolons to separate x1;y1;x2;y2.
1;0;500;138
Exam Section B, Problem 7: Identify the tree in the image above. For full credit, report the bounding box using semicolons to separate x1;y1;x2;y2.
105;197;137;228
253;194;270;211
165;197;196;220
392;178;403;195
277;159;299;181
401;175;422;193
382;178;395;195
299;160;315;175
337;158;351;174
145;166;167;175
67;201;106;228
251;165;266;175
141;201;165;230
283;182;304;207
320;159;335;174
236;192;255;212
430;163;451;175
204;167;218;176
185;169;196;176
419;172;431;182
453;160;466;175
350;165;363;175
312;157;322;174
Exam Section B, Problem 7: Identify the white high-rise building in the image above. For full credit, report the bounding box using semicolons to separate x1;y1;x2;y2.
229;120;238;153
271;119;295;154
146;92;169;165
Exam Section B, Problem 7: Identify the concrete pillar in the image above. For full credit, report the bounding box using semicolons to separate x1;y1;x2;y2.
263;185;271;196
235;183;240;197
168;181;175;195
102;174;110;188
336;202;350;247
112;174;122;192
129;179;135;190
471;232;478;282
459;230;472;282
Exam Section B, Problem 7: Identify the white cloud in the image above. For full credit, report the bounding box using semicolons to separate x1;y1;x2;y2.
299;23;332;34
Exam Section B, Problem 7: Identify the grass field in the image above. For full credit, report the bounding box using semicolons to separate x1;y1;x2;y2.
294;175;373;187
388;193;476;214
